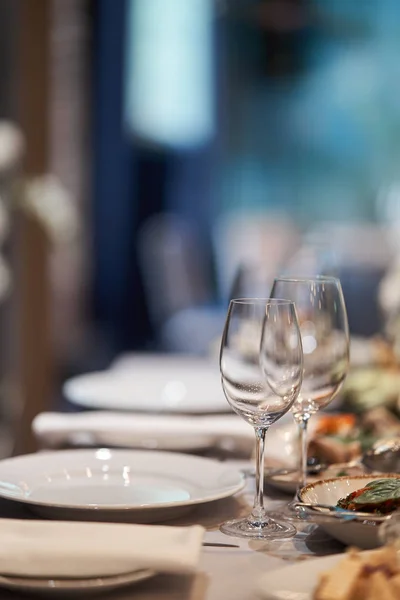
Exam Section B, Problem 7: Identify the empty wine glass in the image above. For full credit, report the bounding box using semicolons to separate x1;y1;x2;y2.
219;298;303;539
270;277;350;493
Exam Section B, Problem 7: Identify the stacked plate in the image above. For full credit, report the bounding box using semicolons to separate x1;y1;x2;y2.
0;449;245;523
16;355;245;523
0;355;248;595
0;569;154;596
0;447;245;595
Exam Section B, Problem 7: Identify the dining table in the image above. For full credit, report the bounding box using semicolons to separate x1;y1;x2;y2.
8;348;366;600
0;454;345;600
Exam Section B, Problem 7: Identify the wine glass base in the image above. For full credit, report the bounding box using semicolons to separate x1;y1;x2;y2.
267;504;308;523
220;516;296;540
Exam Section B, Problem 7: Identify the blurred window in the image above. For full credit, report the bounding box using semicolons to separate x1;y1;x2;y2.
124;0;215;149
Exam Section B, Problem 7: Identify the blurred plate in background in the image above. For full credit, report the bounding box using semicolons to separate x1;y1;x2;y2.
64;355;228;414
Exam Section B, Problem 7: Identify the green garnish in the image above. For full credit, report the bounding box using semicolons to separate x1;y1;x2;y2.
353;478;400;505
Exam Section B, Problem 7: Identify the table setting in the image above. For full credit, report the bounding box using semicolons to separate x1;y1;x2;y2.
1;276;400;598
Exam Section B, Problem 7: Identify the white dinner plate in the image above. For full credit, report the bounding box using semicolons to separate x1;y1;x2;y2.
0;569;154;597
0;449;245;522
256;552;363;600
64;355;228;413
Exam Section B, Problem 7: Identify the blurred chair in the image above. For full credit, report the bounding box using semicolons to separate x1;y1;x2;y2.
304;223;394;271
0;120;79;457
295;222;395;336
137;212;224;354
212;212;301;303
0;122;24;459
0;122;54;459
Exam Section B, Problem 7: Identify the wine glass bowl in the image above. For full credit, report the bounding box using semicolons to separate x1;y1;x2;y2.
260;301;305;403
219;298;303;539
271;277;350;490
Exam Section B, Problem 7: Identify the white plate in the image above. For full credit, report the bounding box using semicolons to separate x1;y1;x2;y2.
0;569;153;597
263;418;319;493
0;449;245;522
256;552;364;600
64;355;228;413
264;470;301;494
299;474;400;549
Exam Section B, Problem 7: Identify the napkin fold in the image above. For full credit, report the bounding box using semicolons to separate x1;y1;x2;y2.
0;519;204;578
32;411;254;453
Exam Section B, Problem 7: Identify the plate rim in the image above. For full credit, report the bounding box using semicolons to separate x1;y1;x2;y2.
0;448;246;512
0;568;155;593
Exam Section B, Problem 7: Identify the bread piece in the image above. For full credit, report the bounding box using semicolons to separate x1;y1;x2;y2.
313;547;400;600
314;554;364;600
308;437;361;464
361;407;400;436
366;571;397;600
313;574;328;600
351;576;369;600
362;546;399;574
346;548;368;600
389;574;400;595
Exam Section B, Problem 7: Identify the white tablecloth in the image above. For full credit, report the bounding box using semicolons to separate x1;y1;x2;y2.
0;459;344;600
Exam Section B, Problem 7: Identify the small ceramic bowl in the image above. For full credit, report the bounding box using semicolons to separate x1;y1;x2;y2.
299;473;400;549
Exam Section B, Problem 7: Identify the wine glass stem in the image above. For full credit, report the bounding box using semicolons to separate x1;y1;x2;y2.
298;416;310;490
251;427;267;523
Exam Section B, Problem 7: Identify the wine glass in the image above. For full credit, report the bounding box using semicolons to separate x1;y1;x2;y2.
219;298;303;539
270;277;350;492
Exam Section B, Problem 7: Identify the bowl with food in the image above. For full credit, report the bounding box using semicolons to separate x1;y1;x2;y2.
264;411;382;494
299;474;400;549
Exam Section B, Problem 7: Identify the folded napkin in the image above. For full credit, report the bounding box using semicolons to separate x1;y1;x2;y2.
32;411;254;453
0;519;204;578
